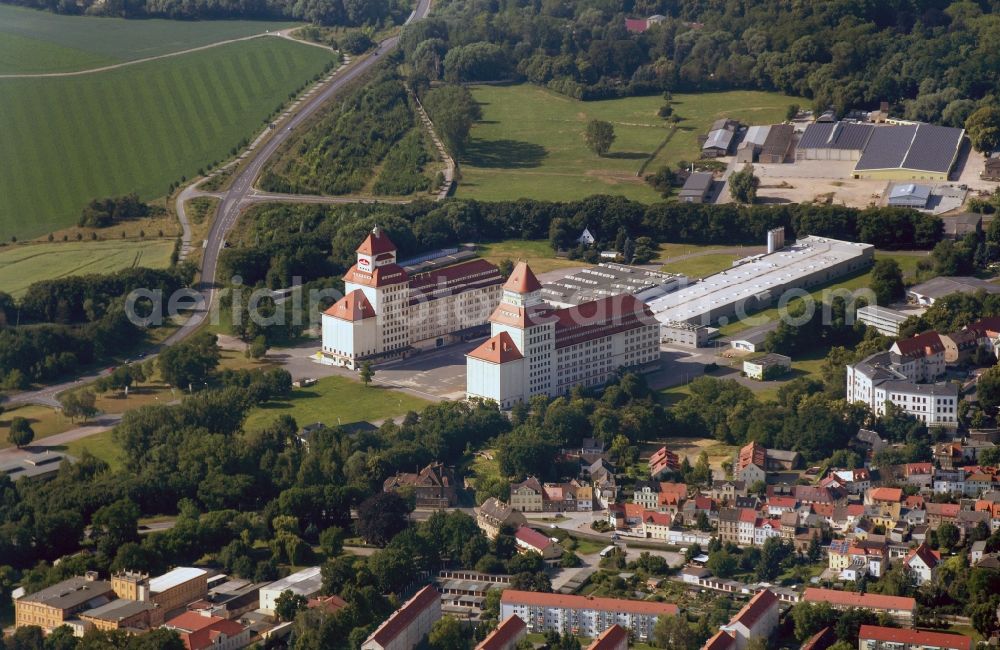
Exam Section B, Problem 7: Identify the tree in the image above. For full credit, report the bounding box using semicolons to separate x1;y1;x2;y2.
937;522;960;553
965;106;1000;154
319;526;345;557
978;365;1000;415
359;361;374;387
158;331;220;390
786;104;800;121
7;417;34;448
90;498;140;559
585;120;615;156
729;163;759;204
247;335;268;360
869;258;904;306
356;492;410;546
428;616;467;650
652;614;698;650
274;590;308;622
62;390;97;422
706;550;737;578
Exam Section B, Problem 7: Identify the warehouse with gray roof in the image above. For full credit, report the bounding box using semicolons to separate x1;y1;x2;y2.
796;121;874;160
853;123;964;181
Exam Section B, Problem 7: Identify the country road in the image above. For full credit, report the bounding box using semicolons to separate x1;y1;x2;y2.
1;0;433;413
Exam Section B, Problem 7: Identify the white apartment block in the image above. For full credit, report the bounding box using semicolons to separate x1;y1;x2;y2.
846;350;958;427
321;227;503;369
466;263;660;408
499;590;677;640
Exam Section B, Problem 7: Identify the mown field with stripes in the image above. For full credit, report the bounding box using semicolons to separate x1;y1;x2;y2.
0;37;336;241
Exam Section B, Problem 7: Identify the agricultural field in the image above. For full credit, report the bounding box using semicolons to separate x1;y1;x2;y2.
0;239;175;297
0;4;301;74
457;84;803;203
0;37;337;241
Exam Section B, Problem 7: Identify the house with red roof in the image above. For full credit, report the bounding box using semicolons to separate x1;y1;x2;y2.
362;585;441;650
718;589;779;650
649;446;680;479
624;18;648;33
858;624;973;650
466;262;660;409
866;487;903;505
163;612;250;650
586;625;628;650
903;542;940;585
890;331;946;381
513;526;563;562
322;226;503;369
476;615;527;650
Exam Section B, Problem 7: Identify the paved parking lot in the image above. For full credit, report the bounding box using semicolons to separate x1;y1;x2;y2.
374;340;483;401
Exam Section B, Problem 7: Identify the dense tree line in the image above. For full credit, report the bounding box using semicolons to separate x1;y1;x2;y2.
400;0;1000;120
1;0;410;26
77;193;151;229
0;265;193;387
220;196;943;302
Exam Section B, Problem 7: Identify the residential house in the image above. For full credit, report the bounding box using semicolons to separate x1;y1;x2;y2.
476;615;527;650
711;480;747;504
942;329;979;364
587;625;629;650
510;478;545;512
163;612;249;650
890;332;946;381
736;442;767;485
801;588;915;625
383;462;457;508
514;527;563;562
632;481;661;510
649;446;680;479
362;585;441;650
926;502;960;530
477;499;527;539
717;589;780;650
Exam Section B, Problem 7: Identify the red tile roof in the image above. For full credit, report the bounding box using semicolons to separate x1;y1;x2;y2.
476;616;527;650
504;262;542;293
738;441;766;471
499;590;678;616
858;625;972;650
467;332;524;364
906;462;933;475
344;263;408;288
586;625;628;650
869;487;902;502
514;526;553;551
926;502;960;518
739;508;757;524
307;594;347;614
367;585;440;647
802;588;915;612
551;294;656;349
165;612;246;650
893;331;944;358
702;631;735;650
408;259;503;303
904;542;940;569
356;227;397;256
324;289;376;321
624;18;649;32
731;589;778;630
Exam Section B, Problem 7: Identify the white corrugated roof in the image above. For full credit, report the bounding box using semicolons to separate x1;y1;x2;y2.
149;567;207;593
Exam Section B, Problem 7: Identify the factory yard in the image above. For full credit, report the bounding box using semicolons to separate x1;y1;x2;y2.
752;160;886;207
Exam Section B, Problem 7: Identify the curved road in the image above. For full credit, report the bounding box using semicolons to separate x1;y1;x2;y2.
2;0;432;410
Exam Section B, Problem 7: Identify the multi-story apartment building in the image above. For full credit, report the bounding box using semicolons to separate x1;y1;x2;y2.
476;615;527;650
858;625;973;650
466;263;660;409
510;477;545;512
362;585;441;650
499;591;677;640
321;227;503;369
846;351;959;427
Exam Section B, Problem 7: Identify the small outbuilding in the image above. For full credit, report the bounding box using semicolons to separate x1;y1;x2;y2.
743;353;791;380
887;183;931;208
679;172;713;203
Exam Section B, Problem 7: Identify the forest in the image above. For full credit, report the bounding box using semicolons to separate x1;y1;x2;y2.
401;0;1000;122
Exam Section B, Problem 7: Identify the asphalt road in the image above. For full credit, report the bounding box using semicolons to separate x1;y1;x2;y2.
2;1;432;411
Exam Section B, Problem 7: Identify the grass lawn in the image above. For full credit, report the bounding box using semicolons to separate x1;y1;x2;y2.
458;84;802;203
0;37;336;241
0;4;301;74
0;403;74;449
58;428;124;471
0;239;175;297
716;251;927;337
243;375;431;431
478;239;583;274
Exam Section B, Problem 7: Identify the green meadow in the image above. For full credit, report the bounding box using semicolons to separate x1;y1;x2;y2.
0;37;336;241
0;4;301;74
457;84;803;203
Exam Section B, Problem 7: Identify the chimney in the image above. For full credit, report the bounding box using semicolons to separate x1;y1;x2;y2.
84;571;99;582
